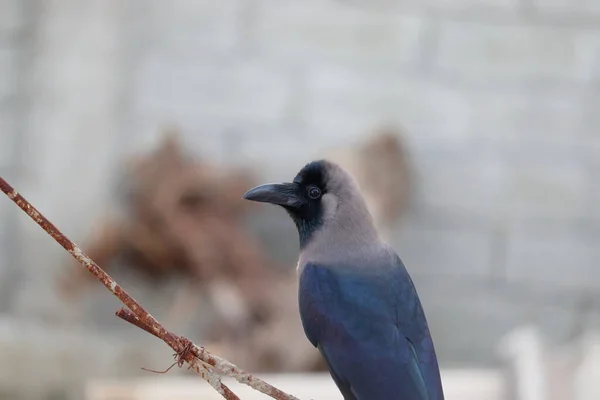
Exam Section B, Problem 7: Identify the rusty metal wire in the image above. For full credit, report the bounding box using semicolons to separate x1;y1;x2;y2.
0;175;300;400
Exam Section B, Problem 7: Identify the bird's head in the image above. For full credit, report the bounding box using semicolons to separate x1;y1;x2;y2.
243;160;377;249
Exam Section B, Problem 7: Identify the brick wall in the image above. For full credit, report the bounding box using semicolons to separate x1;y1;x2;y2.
1;0;599;372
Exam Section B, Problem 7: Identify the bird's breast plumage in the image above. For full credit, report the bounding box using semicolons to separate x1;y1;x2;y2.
297;256;444;400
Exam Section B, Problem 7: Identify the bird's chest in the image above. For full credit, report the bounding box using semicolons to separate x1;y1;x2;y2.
298;264;395;345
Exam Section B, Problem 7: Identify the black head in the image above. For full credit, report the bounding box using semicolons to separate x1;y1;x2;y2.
243;160;329;248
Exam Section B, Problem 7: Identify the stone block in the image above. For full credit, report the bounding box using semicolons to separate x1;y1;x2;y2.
501;162;589;221
303;66;474;144
440;134;589;221
405;137;589;222
133;59;293;124
0;109;15;169
252;0;424;66
392;225;494;277
532;0;600;15
410;278;525;365
236;129;319;180
435;21;589;82
283;0;520;14
139;0;240;53
589;175;600;221
426;0;520;10
411;156;508;220
578;33;600;83
468;90;592;142
412;277;588;365
578;97;600;139
0;0;22;33
506;226;600;290
0;47;15;102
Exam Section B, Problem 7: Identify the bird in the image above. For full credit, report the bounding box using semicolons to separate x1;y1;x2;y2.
243;159;445;400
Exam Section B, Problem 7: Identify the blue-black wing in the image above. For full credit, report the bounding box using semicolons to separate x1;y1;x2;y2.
298;257;444;400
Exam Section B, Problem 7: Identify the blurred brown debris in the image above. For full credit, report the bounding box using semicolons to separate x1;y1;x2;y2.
57;128;275;339
325;127;412;238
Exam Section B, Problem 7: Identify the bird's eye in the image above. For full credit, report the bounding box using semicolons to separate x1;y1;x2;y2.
307;186;321;200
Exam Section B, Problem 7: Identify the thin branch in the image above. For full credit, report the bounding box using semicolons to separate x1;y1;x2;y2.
115;308;237;398
0;175;300;400
116;307;299;400
116;308;159;338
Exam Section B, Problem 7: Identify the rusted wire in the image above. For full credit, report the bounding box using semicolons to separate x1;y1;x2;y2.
0;175;300;400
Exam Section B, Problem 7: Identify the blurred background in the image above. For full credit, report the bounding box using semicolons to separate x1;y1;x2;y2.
1;0;600;399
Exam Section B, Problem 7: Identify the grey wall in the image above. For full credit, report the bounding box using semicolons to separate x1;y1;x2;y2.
1;0;600;370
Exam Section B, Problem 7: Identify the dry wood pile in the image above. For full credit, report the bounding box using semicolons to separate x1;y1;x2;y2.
57;129;282;350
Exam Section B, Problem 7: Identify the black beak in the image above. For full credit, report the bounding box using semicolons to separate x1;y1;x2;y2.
243;182;302;208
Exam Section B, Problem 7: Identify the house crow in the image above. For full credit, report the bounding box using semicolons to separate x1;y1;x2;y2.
243;160;444;400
